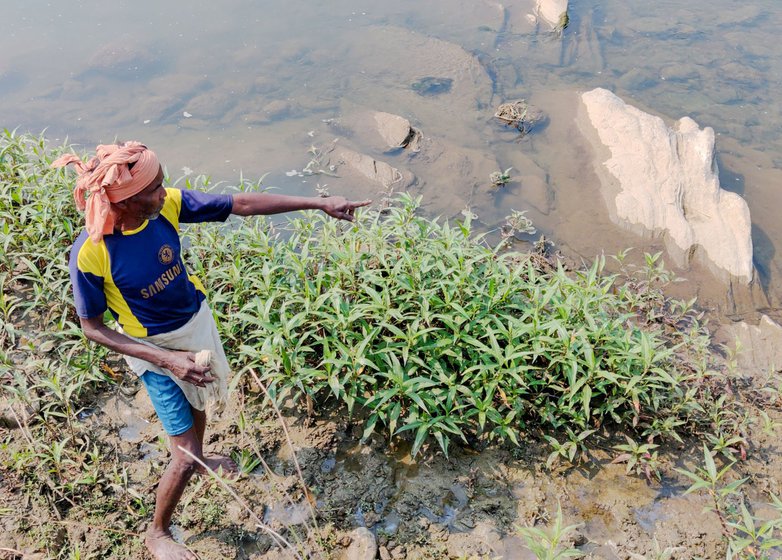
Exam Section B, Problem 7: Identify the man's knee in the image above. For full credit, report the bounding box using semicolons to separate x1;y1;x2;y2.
170;451;199;477
169;430;202;476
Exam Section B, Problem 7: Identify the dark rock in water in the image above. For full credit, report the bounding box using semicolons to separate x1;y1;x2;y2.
85;42;164;79
411;77;453;96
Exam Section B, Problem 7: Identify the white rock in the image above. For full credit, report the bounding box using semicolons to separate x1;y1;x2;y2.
340;528;377;560
719;315;782;377
580;87;753;284
324;109;422;154
537;0;569;27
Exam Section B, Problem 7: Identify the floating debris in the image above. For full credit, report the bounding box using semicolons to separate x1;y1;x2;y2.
494;100;546;136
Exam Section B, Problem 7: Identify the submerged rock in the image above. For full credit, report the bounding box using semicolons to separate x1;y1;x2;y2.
85;42;162;78
373;111;422;151
579;87;753;284
340;26;493;141
494;100;546;135
331;145;415;189
412;77;453;96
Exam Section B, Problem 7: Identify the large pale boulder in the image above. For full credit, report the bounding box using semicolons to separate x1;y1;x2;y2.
537;0;569;28
579;87;753;284
374;112;420;151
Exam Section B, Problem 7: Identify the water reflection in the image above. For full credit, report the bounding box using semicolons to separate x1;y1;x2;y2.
3;0;782;303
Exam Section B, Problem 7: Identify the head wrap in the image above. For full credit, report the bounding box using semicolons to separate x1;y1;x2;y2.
52;141;160;243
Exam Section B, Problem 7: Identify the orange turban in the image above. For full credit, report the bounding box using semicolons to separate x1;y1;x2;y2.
52;141;160;243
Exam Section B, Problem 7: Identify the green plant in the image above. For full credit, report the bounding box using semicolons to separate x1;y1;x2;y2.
676;445;782;558
544;429;594;469
516;503;583;559
232;449;262;475
611;435;660;480
489;167;513;187
0;132;777;558
180;190;755;462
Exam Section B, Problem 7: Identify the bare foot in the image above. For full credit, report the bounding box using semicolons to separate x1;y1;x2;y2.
197;455;238;477
145;529;197;560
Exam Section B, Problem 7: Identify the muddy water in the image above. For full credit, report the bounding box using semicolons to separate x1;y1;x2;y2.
3;1;782;309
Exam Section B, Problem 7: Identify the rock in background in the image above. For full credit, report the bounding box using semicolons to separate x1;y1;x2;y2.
578;87;754;285
718;315;782;379
536;0;569;29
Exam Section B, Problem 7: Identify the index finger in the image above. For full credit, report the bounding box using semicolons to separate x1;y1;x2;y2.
349;199;372;209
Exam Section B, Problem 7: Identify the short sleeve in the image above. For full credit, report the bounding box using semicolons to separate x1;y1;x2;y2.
179;189;234;223
69;233;108;318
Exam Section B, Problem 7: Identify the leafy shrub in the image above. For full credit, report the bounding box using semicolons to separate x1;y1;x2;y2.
187;190;735;458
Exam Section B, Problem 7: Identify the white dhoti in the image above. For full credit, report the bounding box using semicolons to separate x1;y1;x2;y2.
121;301;230;412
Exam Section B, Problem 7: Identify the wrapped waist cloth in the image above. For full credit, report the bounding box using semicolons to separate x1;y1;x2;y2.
120;300;230;412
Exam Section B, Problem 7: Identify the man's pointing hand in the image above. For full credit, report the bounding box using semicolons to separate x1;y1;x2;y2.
319;197;372;222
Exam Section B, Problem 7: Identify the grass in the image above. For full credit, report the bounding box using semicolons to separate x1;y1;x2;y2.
1;131;781;558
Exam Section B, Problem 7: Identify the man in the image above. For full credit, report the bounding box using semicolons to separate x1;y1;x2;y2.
53;142;369;560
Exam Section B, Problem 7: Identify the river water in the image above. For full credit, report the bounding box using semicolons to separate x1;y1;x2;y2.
3;0;781;311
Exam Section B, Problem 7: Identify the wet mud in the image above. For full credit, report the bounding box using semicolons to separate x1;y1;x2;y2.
6;385;768;559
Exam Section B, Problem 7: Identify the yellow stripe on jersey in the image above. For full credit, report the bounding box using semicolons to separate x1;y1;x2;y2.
161;188;182;230
76;236;148;337
76;236;109;278
189;274;207;295
166;189;205;295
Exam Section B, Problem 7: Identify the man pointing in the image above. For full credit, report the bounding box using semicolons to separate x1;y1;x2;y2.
54;141;369;560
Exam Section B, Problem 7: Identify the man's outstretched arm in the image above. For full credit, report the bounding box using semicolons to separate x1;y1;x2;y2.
231;193;371;222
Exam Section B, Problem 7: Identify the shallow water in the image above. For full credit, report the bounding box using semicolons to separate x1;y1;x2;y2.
3;0;782;307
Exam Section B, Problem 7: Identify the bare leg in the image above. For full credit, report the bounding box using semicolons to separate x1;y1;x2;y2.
192;407;206;446
191;407;236;475
145;427;201;560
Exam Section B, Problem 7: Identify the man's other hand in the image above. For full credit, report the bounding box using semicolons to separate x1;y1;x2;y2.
164;351;214;387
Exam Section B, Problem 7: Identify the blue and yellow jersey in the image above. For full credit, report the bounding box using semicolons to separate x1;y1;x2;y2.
69;188;233;337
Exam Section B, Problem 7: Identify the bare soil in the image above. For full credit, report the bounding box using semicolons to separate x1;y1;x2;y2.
3;372;780;560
